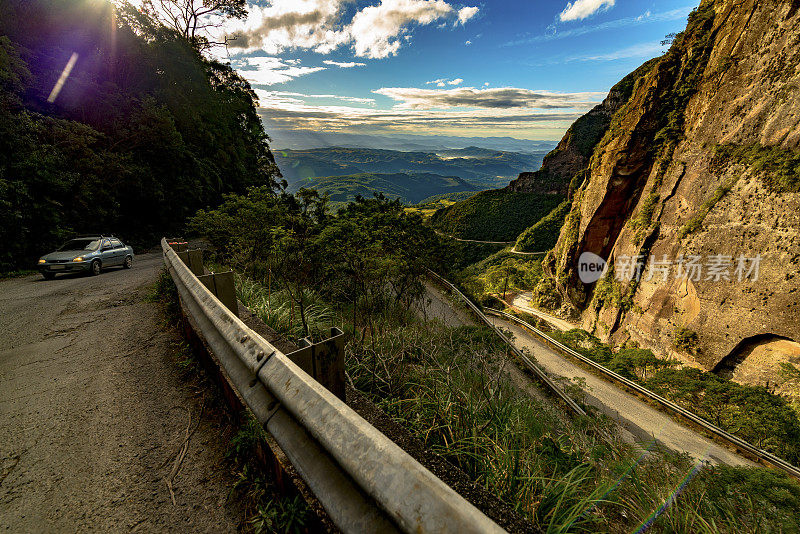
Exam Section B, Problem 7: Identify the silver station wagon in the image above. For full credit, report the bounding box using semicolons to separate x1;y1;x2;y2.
38;235;134;279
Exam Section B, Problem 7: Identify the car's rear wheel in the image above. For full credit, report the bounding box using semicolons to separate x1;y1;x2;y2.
90;260;101;276
42;272;55;280
123;256;132;269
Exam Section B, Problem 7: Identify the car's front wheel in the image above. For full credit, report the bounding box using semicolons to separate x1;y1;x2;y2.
123;256;132;269
90;260;101;276
42;272;55;280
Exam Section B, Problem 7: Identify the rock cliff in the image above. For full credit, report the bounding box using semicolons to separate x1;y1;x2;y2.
507;59;658;197
542;0;800;385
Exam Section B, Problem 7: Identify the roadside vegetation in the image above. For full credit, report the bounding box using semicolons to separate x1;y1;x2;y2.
548;329;800;464
191;184;800;532
0;0;280;271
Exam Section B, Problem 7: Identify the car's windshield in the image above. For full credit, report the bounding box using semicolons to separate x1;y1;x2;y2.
58;239;101;252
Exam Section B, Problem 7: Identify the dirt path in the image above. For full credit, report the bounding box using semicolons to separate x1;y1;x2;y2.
0;252;243;532
423;283;753;467
509;293;577;332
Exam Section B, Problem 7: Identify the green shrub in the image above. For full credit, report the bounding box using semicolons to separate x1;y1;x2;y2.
550;328;800;463
531;276;562;311
674;327;700;353
430;189;564;242
678;176;739;239
644;368;800;462
715;143;800;193
515;200;571;253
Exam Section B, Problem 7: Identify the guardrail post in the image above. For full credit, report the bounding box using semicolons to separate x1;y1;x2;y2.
198;271;239;317
286;327;346;400
162;239;510;532
176;249;204;276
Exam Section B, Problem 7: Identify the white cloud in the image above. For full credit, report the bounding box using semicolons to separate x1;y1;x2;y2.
559;0;615;21
427;77;463;87
350;0;459;58
256;89;375;105
373;86;605;110
457;6;479;24
323;60;367;68
233;56;325;85
256;97;587;139
225;1;349;54
483;82;490;86
226;0;479;59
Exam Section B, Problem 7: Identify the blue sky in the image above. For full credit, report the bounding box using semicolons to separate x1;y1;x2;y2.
206;0;700;143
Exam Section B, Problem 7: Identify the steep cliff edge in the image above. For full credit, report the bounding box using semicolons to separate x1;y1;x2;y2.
507;59;658;197
544;0;800;385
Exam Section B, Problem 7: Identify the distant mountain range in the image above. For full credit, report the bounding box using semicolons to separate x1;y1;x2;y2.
287;172;480;205
268;130;555;154
274;146;548;190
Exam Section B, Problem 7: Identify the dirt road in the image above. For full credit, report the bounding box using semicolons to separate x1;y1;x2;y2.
509;293;577;332
0;253;243;532
424;283;753;467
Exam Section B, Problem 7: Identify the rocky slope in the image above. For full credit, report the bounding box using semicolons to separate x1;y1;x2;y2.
507;59;658;197
542;0;800;388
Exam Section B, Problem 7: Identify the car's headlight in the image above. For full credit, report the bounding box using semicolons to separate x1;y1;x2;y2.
38;259;46;264
73;256;85;262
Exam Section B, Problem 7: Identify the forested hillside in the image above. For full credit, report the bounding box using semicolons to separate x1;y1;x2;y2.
274;146;546;189
429;189;563;242
287;172;479;205
0;0;279;270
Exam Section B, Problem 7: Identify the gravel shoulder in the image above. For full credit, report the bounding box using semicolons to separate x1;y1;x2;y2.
0;253;244;532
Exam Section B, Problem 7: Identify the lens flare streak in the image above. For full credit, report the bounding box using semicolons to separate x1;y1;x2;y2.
47;52;79;103
633;456;706;533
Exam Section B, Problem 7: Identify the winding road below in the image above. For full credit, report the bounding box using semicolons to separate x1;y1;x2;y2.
423;283;753;467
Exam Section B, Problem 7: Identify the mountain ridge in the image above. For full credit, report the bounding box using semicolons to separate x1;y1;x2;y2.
540;0;800;390
288;171;480;205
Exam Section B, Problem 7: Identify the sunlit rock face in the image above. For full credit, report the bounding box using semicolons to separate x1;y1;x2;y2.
542;0;800;385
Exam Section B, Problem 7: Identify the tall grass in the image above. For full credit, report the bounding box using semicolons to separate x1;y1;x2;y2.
235;274;336;342
346;319;800;532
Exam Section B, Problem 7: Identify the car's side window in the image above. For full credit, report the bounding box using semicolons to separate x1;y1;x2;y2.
102;239;111;249
111;239;122;249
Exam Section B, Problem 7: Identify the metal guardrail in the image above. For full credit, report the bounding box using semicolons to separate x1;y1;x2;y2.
162;239;506;534
484;307;800;481
426;270;586;417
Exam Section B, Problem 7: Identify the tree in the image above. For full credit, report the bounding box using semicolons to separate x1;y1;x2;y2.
0;0;279;269
268;189;328;338
315;194;445;339
142;0;247;50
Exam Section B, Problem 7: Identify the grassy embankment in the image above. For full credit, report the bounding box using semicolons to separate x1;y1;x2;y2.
233;272;800;533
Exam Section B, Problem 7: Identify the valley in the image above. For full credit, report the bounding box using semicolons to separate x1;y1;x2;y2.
5;0;800;532
274;146;551;194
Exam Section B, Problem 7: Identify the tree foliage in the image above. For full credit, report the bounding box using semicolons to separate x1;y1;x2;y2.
0;0;278;270
514;200;571;253
430;189;563;242
191;191;447;338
